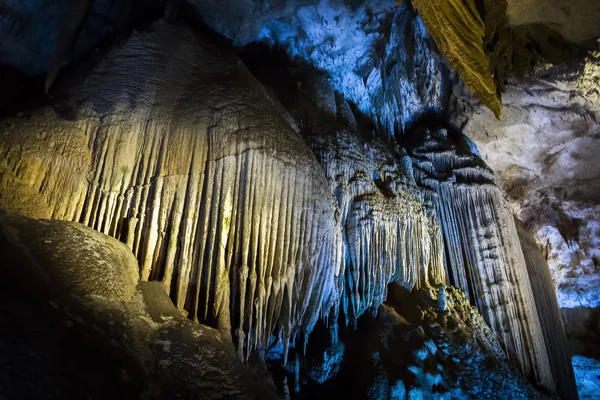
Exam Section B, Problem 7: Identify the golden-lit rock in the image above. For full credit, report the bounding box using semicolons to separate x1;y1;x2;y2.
412;0;503;119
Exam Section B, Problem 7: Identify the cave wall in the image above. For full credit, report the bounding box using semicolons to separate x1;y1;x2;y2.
0;22;449;363
239;48;568;393
451;44;600;399
515;216;578;400
401;123;556;390
0;4;583;396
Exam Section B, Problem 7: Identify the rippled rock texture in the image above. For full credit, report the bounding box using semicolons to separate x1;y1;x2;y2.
0;22;447;365
281;284;541;399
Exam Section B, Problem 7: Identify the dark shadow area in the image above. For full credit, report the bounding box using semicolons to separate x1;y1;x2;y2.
561;306;600;359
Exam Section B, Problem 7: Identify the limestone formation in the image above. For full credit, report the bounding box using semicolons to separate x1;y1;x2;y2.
516;216;579;400
0;21;343;361
0;14;578;400
284;284;541;399
307;127;446;326
0;21;452;363
404;122;555;391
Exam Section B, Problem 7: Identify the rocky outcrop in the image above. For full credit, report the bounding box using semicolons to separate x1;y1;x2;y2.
0;209;276;399
0;21;450;365
0;21;344;361
282;284;541;399
452;47;600;399
0;13;577;399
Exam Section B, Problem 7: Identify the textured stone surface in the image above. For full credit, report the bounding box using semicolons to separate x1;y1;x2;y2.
0;0;443;137
453;45;600;316
0;14;577;398
0;21;455;365
403;122;555;391
0;208;140;302
506;0;600;43
0;21;344;361
515;216;578;400
285;284;541;399
451;45;600;400
0;209;275;399
249;56;570;395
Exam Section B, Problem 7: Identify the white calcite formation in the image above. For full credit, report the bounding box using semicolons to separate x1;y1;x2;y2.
0;0;442;139
404;125;555;391
452;47;599;399
1;22;340;362
0;22;444;364
307;127;446;326
515;216;579;400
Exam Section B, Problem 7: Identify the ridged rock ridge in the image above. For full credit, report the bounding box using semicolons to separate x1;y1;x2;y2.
515;216;579;400
1;22;341;362
307;126;446;326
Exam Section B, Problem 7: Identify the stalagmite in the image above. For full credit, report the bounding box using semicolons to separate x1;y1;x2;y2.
404;123;555;391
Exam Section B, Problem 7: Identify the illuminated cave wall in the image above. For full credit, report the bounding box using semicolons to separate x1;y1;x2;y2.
0;1;584;398
0;22;447;363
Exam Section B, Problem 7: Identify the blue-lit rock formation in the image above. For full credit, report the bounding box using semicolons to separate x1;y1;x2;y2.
286;284;541;399
402;121;555;390
515;216;579;400
1;0;442;137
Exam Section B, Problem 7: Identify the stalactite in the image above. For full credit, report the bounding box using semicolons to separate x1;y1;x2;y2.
307;127;446;328
405;126;555;392
0;22;449;362
0;23;565;399
0;22;344;361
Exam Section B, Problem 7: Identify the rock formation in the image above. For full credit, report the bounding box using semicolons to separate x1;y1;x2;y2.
0;1;589;398
412;0;501;118
0;20;452;363
402;120;556;390
0;209;276;399
452;45;600;398
516;216;578;400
